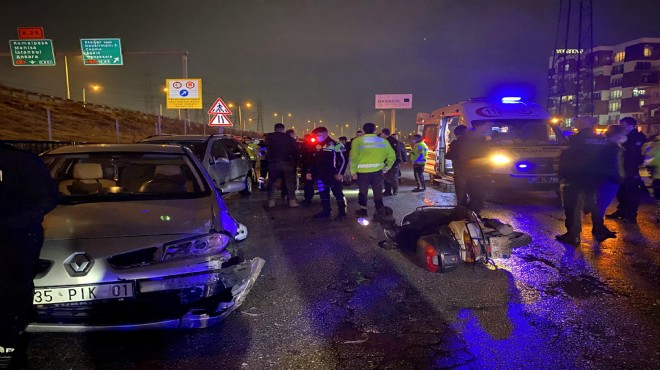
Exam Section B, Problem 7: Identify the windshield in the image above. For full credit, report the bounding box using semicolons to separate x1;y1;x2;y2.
473;119;567;145
42;152;210;204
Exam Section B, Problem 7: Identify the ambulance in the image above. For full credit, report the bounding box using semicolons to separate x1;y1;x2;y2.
418;97;567;191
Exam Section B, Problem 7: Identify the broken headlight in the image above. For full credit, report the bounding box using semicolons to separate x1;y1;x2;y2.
161;233;231;262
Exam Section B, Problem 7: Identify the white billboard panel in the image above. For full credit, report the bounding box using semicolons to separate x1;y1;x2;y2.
375;94;413;109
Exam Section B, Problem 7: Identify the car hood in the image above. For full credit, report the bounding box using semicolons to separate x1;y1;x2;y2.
44;198;214;240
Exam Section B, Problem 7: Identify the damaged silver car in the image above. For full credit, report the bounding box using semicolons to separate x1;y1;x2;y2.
29;144;264;332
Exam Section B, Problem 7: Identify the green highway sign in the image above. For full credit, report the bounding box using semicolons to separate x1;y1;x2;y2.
80;38;123;65
9;39;56;66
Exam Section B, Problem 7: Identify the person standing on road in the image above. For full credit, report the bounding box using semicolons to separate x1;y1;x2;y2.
0;142;60;369
557;116;614;246
257;134;268;190
606;117;647;224
306;127;348;220
381;128;408;196
644;136;660;223
350;123;395;217
461;121;493;215
445;125;468;206
266;123;300;208
410;134;429;192
300;134;317;205
338;136;351;185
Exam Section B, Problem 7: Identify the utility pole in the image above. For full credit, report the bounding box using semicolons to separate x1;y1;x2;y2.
256;99;264;133
355;107;362;132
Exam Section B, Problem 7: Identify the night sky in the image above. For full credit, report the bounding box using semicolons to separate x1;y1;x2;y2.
1;0;658;135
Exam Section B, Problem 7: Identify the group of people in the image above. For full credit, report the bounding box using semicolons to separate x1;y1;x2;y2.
556;116;650;246
254;121;432;220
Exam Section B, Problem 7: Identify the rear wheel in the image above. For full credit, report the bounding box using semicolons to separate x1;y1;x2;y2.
240;172;253;196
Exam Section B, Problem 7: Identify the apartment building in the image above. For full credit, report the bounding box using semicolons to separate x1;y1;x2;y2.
547;37;660;133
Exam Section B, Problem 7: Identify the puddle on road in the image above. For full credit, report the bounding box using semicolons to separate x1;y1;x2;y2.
519;254;558;270
547;274;614;299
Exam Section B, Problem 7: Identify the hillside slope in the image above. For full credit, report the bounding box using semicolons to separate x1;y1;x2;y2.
0;84;247;143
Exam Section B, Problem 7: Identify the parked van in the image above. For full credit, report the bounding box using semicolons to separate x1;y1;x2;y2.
418;97;567;191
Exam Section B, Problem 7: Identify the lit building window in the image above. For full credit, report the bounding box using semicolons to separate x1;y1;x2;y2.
640;100;645;107
610;90;622;99
609;101;621;112
614;51;625;62
644;45;653;57
633;88;646;97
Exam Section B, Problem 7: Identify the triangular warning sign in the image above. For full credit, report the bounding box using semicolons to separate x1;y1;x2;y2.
208;98;232;115
209;114;233;126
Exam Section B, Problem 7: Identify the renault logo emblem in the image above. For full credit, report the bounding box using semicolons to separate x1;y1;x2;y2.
63;252;94;277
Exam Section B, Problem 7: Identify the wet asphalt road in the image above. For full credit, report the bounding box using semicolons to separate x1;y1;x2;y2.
28;164;659;369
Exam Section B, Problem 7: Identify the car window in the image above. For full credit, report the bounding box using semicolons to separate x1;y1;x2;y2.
211;140;228;161
42;152;210;203
222;139;243;160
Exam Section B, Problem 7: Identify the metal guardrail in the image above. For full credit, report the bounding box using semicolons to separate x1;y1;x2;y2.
0;140;89;155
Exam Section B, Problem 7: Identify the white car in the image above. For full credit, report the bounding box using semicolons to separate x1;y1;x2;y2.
139;134;255;195
30;144;261;331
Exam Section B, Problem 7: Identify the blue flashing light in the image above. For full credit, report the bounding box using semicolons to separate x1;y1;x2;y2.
501;97;522;104
515;161;534;171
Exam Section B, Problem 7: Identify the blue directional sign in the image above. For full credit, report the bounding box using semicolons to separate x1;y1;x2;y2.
179;89;189;97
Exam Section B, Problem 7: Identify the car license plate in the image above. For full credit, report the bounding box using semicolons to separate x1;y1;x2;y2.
33;282;134;305
528;176;558;184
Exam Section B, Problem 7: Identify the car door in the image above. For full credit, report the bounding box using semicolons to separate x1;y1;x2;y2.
208;139;231;187
221;138;246;183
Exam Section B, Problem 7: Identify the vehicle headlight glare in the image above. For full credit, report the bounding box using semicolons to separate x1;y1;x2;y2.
162;233;230;262
490;154;511;165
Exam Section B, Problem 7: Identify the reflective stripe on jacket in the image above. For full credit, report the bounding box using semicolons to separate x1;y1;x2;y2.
411;141;428;165
349;134;396;174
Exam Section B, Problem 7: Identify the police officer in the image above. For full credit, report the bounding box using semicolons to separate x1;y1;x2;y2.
0;142;59;369
411;134;429;192
381;128;408;196
350;122;396;217
300;134;318;205
606;116;647;223
557;116;614;246
306;127;348;219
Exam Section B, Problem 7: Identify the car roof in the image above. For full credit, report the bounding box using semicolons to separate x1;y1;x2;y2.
44;143;190;155
139;134;237;142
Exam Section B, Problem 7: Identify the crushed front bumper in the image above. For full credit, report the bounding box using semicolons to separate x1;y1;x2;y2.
28;257;265;332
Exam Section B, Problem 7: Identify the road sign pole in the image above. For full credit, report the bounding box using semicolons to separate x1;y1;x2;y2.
182;51;189;135
65;55;71;99
390;108;396;133
115;118;120;143
46;108;52;141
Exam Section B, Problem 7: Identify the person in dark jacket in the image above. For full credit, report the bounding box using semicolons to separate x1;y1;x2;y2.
557;116;616;245
606;116;647;223
0;143;59;369
300;134;318;204
266;123;300;208
381;128;408;196
306;127;348;219
460;121;492;214
445;125;468;207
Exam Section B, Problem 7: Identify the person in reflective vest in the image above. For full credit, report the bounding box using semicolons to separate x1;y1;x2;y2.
411;134;429;192
349;122;395;217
